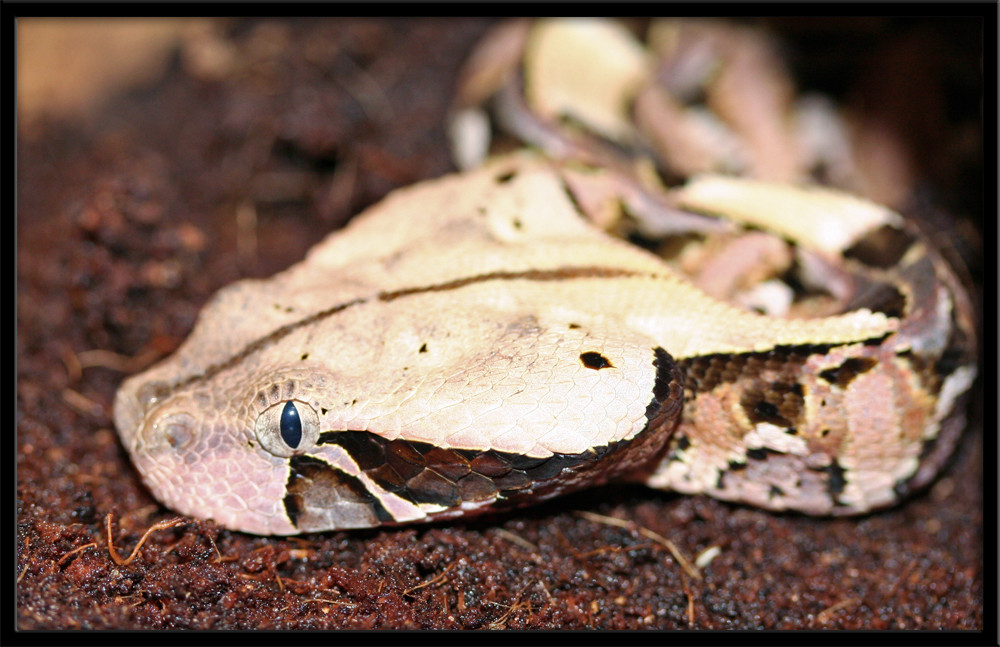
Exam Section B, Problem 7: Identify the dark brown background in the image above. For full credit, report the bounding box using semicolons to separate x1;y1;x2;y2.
16;17;985;630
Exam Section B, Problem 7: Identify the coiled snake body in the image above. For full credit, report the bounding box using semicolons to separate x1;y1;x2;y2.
114;20;977;535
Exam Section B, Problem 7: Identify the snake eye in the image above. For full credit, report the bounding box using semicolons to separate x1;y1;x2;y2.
255;400;319;457
280;401;303;448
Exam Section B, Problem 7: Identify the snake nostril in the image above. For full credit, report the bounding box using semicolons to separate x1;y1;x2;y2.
146;411;196;451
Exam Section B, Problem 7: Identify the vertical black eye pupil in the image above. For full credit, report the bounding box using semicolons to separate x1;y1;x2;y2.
280;401;303;449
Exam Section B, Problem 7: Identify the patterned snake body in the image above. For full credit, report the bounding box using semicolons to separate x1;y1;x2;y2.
113;20;977;535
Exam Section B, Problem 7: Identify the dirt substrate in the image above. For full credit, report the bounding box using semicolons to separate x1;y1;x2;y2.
16;18;986;631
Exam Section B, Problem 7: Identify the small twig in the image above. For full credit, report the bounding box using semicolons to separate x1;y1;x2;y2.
207;534;236;563
575;541;656;559
816;597;861;625
61;388;104;417
114;592;147;609
885;558;918;599
535;578;555;606
235;200;258;271
66;347;164;379
681;572;696;628
59;346;83;382
105;513;185;566
402;562;455;597
334;54;396;125
304;598;357;608
493;527;539;552
487;589;529;629
75;349;134;372
57;542;97;566
575;510;701;580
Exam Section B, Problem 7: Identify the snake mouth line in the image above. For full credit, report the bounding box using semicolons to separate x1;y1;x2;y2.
283;424;653;530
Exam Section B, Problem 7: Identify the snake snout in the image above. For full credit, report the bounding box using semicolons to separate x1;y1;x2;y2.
114;378;176;448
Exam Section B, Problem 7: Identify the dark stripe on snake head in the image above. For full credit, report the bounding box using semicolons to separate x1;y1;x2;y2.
315;346;684;513
817;357;878;388
316;430;622;509
283;454;393;530
843;223;917;269
170;266;651;392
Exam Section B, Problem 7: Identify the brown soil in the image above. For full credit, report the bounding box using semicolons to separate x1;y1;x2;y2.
16;17;985;631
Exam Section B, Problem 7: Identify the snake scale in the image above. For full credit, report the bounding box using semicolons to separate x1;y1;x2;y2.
114;19;978;535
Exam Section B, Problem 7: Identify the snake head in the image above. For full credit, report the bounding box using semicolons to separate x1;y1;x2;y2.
110;159;698;535
113;309;684;535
